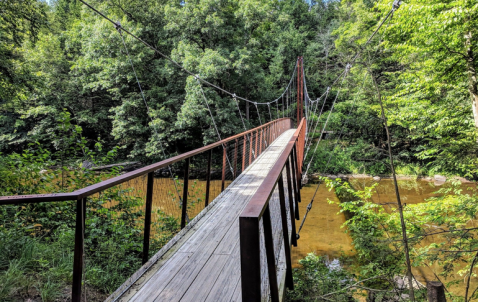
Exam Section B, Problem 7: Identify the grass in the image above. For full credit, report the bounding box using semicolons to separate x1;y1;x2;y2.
0;207;180;301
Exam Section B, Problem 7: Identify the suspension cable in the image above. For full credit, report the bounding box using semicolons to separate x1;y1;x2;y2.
304;87;331;158
233;95;256;159
297;73;368;238
301;0;402;178
303;66;350;180
117;27;183;203
79;0;298;108
275;100;279;119
254;102;262;125
197;80;234;173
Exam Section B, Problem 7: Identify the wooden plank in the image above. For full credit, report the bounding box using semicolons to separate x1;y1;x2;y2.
231;280;242;302
205;251;241;302
115;129;297;302
180;254;229;301
129;252;193;302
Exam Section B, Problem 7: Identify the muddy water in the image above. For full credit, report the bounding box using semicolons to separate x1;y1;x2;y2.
293;177;478;296
116;174;477;295
114;176;232;224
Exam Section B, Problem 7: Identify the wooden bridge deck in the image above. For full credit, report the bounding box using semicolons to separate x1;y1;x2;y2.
107;129;296;302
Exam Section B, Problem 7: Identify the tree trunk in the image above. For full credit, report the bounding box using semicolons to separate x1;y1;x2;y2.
427;281;446;302
369;68;416;301
465;31;478;128
246;101;250;121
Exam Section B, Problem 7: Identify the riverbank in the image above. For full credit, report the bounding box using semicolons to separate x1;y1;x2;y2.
309;173;474;183
293;177;478;300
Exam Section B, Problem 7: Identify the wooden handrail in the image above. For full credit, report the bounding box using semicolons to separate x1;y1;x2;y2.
0;118;292;205
240;118;306;219
239;117;306;302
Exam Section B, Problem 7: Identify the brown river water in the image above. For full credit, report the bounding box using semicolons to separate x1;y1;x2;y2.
116;175;477;296
295;177;478;297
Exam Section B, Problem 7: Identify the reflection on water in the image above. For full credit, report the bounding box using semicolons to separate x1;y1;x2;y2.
293;177;478;296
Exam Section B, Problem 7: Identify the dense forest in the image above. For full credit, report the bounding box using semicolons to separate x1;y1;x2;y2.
1;0;478;301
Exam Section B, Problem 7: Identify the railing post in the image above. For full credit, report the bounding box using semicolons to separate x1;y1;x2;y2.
205;149;212;207
142;172;154;264
72;198;86;302
249;134;253;163
290;147;301;219
263;205;280;302
259;130;263;154
221;146;226;192
270;124;273;143
234;139;238;179
242;135;247;171
278;174;294;289
240;216;261;302
255;130;259;157
285;159;297;246
293;145;303;196
181;157;190;229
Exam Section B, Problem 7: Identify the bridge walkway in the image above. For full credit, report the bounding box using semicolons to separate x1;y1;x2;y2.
107;129;296;302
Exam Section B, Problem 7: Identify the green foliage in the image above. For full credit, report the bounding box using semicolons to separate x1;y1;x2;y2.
286;253;357;301
315;0;478;179
323;177;478;299
0;0;340;163
0;116;180;300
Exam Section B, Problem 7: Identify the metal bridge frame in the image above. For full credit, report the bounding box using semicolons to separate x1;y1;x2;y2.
239;118;306;302
0;118;293;302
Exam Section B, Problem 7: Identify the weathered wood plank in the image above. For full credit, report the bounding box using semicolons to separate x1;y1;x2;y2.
129;252;193;302
114;129;297;302
205;250;241;302
180;254;229;302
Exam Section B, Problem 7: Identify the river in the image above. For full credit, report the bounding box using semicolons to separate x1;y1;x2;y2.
295;177;478;297
118;174;476;296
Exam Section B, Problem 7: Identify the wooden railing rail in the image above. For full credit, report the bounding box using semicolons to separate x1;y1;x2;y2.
0;118;292;302
239;118;306;302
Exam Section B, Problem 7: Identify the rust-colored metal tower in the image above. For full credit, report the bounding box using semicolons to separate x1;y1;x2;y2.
296;56;304;124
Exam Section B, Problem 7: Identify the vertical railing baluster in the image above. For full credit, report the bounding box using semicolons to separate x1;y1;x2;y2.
249;133;253;163
259;130;263;154
142;172;154;264
255;131;259;157
290;149;300;219
293;145;303;197
221;146;226;192
285;159;297;246
278;174;294;289
205;149;212;207
181;157;190;229
234;139;238;179
263;205;279;302
239;216;261;302
242;135;247;171
72;198;86;302
269;125;272;144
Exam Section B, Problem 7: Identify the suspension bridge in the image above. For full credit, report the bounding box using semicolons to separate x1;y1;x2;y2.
0;0;403;301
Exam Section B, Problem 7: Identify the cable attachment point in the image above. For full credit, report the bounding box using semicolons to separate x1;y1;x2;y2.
306;203;312;211
392;0;402;11
326;86;331;93
345;63;353;72
114;21;122;33
296;233;300;240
